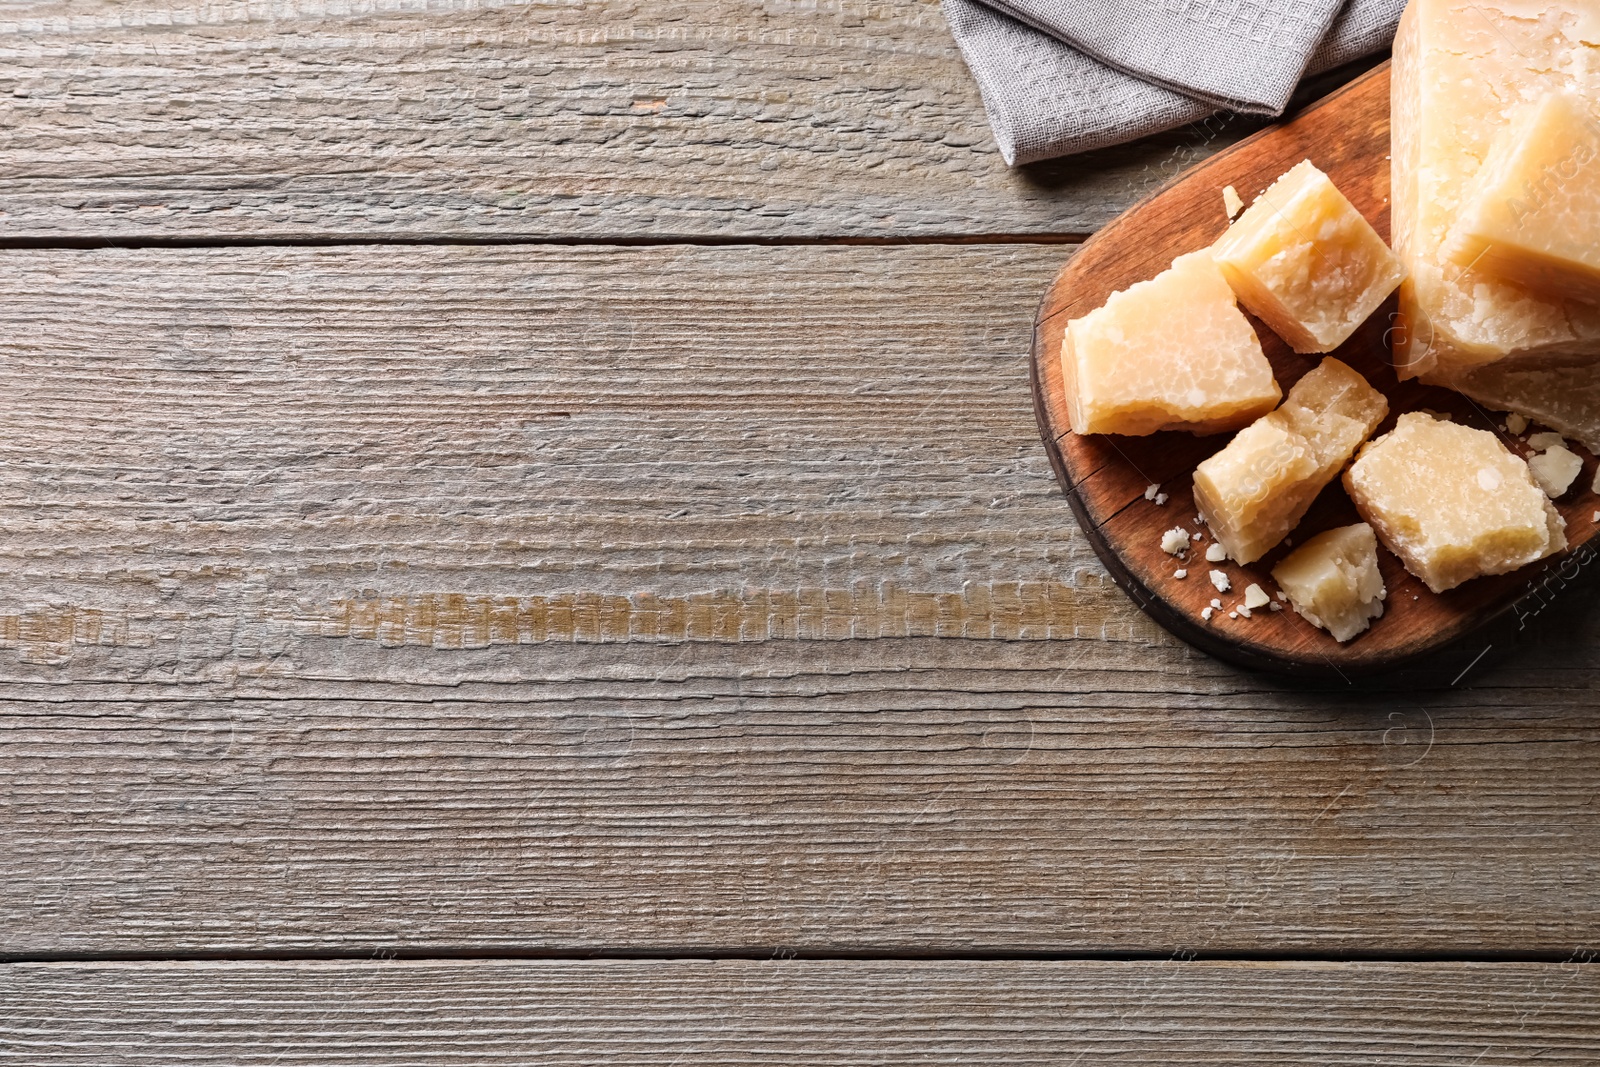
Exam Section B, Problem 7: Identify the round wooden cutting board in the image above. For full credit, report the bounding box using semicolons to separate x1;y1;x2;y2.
1030;62;1600;679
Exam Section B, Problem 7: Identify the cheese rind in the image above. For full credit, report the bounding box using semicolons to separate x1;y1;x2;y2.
1192;358;1388;564
1343;412;1566;593
1271;523;1387;642
1391;0;1600;383
1212;160;1405;354
1442;92;1600;304
1062;251;1281;436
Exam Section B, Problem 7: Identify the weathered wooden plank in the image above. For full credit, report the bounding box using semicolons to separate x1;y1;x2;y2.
0;242;1139;694
4;666;1599;953
3;959;1599;1065
0;0;1262;240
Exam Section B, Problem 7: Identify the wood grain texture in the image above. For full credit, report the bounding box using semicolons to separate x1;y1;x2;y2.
5;959;1600;1065
0;0;1269;240
6;656;1600;954
1032;64;1600;676
0;241;1153;694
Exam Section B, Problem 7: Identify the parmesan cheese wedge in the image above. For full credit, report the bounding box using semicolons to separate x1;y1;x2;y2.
1443;91;1600;304
1391;0;1600;384
1212;160;1404;354
1062;251;1281;436
1344;412;1566;593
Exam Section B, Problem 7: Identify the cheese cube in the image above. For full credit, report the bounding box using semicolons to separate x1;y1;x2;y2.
1391;0;1600;383
1343;413;1566;593
1443;92;1600;303
1192;358;1388;564
1062;251;1281;436
1212;160;1405;353
1271;523;1387;642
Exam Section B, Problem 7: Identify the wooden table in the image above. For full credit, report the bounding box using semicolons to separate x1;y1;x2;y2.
0;2;1596;1062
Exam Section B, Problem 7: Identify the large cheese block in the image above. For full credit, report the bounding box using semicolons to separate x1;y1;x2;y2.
1442;91;1600;304
1062;251;1281;436
1391;0;1600;384
1344;412;1566;593
1193;358;1387;564
1212;160;1404;354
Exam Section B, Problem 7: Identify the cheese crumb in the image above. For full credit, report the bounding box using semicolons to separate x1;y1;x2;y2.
1160;527;1190;554
1145;483;1161;500
1223;184;1244;219
1174;569;1188;579
1210;598;1223;609
1202;606;1215;621
1237;605;1252;618
1243;584;1271;610
1527;431;1566;452
1209;569;1231;593
1277;591;1289;601
1192;531;1204;541
1269;601;1284;612
1506;412;1529;435
1205;543;1228;563
1528;445;1583;498
1154;492;1169;506
1228;610;1239;619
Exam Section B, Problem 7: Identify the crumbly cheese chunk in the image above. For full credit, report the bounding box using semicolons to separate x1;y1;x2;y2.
1223;185;1245;219
1193;358;1388;564
1271;523;1387;642
1443;91;1600;304
1212;160;1404;353
1161;527;1191;555
1344;413;1566;592
1527;432;1567;452
1062;251;1281;436
1528;445;1583;498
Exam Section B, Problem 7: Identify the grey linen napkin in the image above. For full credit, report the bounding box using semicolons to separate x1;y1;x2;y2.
945;0;1405;165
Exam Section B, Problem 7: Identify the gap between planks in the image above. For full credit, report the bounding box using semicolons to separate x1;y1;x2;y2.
0;234;1090;250
3;947;1595;966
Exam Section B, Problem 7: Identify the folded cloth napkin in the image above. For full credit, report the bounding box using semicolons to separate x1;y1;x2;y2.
945;0;1405;165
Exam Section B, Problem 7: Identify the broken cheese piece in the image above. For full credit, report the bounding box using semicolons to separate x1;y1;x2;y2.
1528;444;1583;498
1443;91;1600;304
1271;523;1387;643
1062;251;1281;436
1344;412;1566;593
1192;358;1388;564
1391;0;1600;382
1223;185;1244;220
1212;160;1405;353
